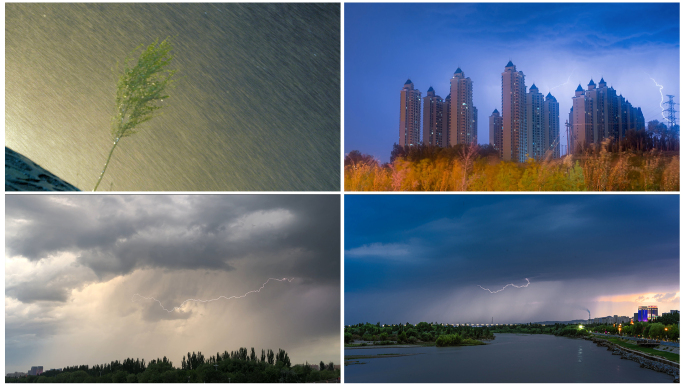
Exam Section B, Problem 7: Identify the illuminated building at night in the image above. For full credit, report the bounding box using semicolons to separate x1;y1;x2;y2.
636;305;658;322
526;84;544;160
401;68;478;149
423;86;445;147
489;109;503;157
568;78;644;154
449;68;476;146
501;61;526;161
637;306;648;322
543;92;560;159
399;79;422;147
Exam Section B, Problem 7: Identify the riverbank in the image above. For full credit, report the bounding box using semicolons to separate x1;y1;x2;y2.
588;336;679;381
345;333;674;382
345;353;422;366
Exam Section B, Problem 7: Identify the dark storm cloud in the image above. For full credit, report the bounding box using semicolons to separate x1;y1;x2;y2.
432;4;679;50
5;195;340;302
345;195;679;293
7;282;72;303
6;195;340;373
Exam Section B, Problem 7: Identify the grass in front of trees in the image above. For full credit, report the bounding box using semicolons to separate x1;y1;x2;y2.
345;138;679;191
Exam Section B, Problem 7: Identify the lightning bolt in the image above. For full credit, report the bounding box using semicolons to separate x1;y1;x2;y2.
648;75;667;120
132;277;295;313
548;67;577;92
478;278;530;294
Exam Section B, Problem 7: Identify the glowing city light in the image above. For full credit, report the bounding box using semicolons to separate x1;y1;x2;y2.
478;278;530;294
132;277;295;312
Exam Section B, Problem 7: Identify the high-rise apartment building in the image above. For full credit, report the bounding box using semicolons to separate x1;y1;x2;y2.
443;94;451;146
648;306;658;321
489;109;503;157
28;367;43;376
571;84;592;153
399;79;422;147
449;68;475;146
501;61;526;161
543;92;560;159
526;84;544;161
569;78;645;153
423;86;445;147
472;106;478;144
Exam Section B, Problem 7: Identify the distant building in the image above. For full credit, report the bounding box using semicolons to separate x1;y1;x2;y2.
526;84;544;160
489;109;503;157
648;306;659;321
638;306;649;322
569;78;644;154
399;79;422;147
423;87;445;147
6;372;27;378
443;94;452;145
472;106;478;144
543;92;560;159
28;366;43;376
636;306;658;322
449;68;476;146
501;61;526;161
592;315;630;325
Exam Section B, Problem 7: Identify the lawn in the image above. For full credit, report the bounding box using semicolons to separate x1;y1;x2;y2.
593;336;679;363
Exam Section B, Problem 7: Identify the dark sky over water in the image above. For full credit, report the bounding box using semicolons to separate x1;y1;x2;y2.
6;3;340;191
345;195;679;325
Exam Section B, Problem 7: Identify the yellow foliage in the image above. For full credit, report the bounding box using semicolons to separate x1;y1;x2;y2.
343;150;678;192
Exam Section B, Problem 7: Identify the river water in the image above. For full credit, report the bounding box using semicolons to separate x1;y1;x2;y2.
345;334;674;382
6;4;339;191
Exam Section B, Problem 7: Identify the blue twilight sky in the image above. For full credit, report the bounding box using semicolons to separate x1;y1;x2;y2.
345;3;680;163
345;195;680;325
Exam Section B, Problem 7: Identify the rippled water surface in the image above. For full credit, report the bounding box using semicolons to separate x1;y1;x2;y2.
345;334;674;382
6;3;340;190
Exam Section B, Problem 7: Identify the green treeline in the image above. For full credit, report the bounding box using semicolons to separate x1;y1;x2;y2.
434;334;485;347
653;312;680;327
488;323;591;337
589;322;679;341
345;133;679;192
489;320;680;341
6;348;339;383
344;322;494;346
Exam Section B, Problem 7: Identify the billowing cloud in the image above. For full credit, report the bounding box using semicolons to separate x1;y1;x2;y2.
346;242;419;263
345;195;679;325
6;195;339;282
5;195;340;374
